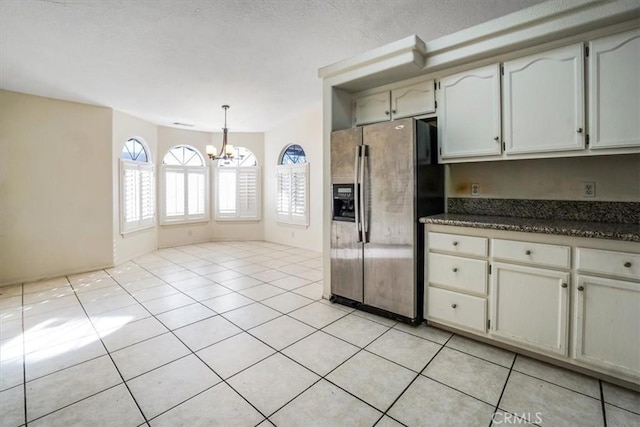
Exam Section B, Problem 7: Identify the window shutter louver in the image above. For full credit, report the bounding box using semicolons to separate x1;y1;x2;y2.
275;163;308;226
161;164;209;224
214;166;261;221
120;159;156;234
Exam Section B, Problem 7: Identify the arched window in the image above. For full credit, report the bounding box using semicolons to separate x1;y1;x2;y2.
214;146;261;221
120;138;155;234
276;144;309;226
280;144;306;164
160;145;209;224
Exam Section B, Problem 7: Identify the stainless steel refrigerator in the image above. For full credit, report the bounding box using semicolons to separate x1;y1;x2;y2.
330;118;444;323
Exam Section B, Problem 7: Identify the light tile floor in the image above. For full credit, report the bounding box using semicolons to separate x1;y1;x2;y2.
1;241;638;426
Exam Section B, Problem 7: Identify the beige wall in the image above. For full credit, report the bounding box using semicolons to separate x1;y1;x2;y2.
447;154;640;201
0;90;113;286
264;107;323;251
112;110;159;264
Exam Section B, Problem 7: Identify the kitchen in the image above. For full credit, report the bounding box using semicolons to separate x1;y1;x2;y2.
322;0;639;416
1;0;638;425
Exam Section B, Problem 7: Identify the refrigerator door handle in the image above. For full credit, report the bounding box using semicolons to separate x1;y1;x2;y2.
360;145;369;243
354;145;362;243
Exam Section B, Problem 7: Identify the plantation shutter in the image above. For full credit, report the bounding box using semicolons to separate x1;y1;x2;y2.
275;166;291;222
161;165;209;223
121;159;155;233
290;163;308;225
275;163;308;226
139;164;155;227
215;166;260;220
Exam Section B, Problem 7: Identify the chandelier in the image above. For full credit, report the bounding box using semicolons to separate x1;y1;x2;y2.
206;105;234;160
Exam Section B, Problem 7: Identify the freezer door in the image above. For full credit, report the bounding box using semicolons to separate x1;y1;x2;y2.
362;118;416;318
331;127;362;184
330;127;363;302
330;221;363;302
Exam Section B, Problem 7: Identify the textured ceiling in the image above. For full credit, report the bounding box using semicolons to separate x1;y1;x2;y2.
0;0;545;132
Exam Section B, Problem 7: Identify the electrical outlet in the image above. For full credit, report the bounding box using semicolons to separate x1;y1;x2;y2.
582;181;596;198
471;183;480;196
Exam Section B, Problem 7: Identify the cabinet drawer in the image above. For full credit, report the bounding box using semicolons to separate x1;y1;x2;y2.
576;248;640;281
427;287;486;332
428;253;488;295
428;232;488;257
492;239;570;269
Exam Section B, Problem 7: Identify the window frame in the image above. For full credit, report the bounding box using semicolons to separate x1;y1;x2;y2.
159;145;210;225
120;138;155;235
276;144;309;227
275;162;309;226
214;147;261;222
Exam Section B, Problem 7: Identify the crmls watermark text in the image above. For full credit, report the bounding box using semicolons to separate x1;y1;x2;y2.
492;412;543;424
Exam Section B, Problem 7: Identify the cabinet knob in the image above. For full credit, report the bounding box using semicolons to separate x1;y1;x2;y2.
384;111;390;115
494;136;499;141
451;303;457;309
577;128;583;133
391;109;397;114
452;268;458;273
525;250;532;255
452;241;458;246
561;283;568;288
577;285;585;291
624;261;632;268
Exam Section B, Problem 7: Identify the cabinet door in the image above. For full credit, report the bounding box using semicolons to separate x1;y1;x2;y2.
490;263;570;355
503;43;585;154
354;91;390;125
391;79;435;119
574;275;640;379
589;29;640;149
440;64;502;159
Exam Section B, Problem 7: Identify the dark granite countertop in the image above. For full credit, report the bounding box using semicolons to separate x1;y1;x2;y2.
419;214;640;242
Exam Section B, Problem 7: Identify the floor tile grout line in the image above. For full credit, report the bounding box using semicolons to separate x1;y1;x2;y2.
373;331;455;426
600;380;608;427
21;282;28;427
444;342;515;370
65;275;151;426
511;367;604;401
110;262;272;423
490;349;517;427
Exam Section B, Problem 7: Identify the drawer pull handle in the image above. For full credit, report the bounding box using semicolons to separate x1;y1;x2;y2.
451;303;457;309
624;262;632;268
452;268;458;273
452;241;458;246
577;285;585;291
525;250;531;255
561;283;568;288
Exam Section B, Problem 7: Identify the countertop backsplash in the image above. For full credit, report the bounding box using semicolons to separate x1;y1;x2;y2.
447;198;640;224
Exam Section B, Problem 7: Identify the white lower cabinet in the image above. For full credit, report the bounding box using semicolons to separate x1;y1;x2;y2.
490;263;570;355
427;287;486;333
425;225;640;384
573;248;640;380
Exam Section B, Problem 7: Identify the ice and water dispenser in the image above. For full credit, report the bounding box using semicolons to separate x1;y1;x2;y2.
332;184;356;222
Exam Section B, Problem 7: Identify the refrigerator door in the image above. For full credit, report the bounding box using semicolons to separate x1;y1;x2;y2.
362;118;416;318
330;127;363;302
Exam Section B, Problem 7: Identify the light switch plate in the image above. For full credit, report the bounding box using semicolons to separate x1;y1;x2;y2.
582;181;596;198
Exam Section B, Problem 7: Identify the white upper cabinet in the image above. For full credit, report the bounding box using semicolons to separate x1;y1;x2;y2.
391;79;436;119
503;43;585;155
353;91;391;125
354;79;435;126
589;29;640;149
439;64;502;159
